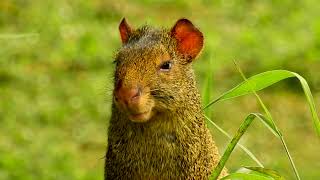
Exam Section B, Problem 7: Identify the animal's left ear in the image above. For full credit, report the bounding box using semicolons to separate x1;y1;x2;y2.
171;18;203;62
119;18;133;44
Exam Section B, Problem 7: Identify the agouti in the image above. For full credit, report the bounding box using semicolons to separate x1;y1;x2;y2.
105;18;227;179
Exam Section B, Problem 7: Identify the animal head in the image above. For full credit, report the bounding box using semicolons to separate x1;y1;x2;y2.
113;18;204;123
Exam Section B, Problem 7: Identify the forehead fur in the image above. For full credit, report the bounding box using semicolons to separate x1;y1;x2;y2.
115;25;173;62
121;26;171;49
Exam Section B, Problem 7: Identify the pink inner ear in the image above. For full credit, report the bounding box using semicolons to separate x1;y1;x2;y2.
119;18;132;44
171;19;203;60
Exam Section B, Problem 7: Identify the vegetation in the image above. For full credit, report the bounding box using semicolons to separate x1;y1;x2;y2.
207;67;320;179
0;0;319;179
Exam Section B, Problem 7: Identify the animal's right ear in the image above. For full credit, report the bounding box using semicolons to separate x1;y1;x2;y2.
119;18;133;44
171;19;203;62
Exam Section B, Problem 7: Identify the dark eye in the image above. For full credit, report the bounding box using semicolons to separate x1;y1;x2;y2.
160;61;172;71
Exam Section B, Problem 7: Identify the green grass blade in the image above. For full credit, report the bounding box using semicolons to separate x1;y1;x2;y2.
204;115;264;167
291;72;320;137
203;69;320;137
244;167;285;180
207;64;315;179
202;74;214;115
252;111;279;137
220;166;284;180
234;63;300;180
220;173;274;180
210;113;289;179
203;70;294;108
234;63;304;180
210;113;262;179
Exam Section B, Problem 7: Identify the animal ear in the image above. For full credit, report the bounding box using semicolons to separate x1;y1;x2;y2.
119;18;133;44
171;19;203;61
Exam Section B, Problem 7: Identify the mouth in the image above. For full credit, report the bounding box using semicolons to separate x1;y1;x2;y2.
128;110;153;123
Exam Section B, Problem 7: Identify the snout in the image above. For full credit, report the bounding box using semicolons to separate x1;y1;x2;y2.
114;81;154;122
115;85;141;106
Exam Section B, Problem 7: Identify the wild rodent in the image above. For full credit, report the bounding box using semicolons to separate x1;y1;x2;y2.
105;18;227;179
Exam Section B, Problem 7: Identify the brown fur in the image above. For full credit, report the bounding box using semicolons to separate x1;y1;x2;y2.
105;18;227;179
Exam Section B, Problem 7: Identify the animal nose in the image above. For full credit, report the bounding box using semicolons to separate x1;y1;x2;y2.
115;82;141;105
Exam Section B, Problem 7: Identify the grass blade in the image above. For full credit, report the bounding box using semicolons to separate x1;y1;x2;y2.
210;113;263;179
204;115;264;167
233;62;300;180
205;64;320;179
291;72;320;137
220;173;273;180
210;113;289;179
220;166;284;180
203;69;320;137
244;167;285;180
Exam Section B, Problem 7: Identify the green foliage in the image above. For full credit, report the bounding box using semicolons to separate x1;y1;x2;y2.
205;69;320;137
210;113;262;179
206;66;319;179
220;166;285;180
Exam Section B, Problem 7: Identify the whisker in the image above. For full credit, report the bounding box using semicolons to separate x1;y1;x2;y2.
149;89;161;92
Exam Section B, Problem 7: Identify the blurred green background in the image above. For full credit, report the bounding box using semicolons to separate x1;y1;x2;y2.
0;0;319;179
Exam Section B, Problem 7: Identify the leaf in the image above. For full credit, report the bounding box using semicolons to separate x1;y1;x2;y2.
210;113;265;179
220;173;274;180
209;113;289;179
219;166;284;180
203;70;320;137
204;115;264;167
232;64;300;179
244;167;285;180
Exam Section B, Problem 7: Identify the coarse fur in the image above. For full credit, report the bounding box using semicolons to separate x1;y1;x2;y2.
105;18;227;179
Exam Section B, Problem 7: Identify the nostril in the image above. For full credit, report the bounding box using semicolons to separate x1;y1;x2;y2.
128;88;141;102
115;86;142;105
133;87;142;98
